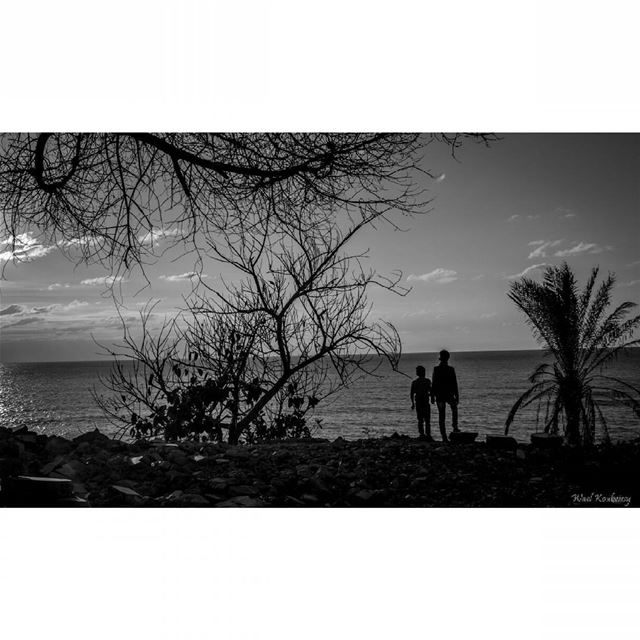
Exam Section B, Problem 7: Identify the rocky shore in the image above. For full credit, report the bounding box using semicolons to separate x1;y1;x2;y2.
1;426;638;507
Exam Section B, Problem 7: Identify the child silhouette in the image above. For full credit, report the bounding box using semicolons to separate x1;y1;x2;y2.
410;365;433;441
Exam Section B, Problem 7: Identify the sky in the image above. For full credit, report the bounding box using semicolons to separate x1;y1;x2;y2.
1;133;638;361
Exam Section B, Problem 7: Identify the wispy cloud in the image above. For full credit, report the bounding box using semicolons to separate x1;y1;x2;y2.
619;280;640;288
159;272;205;282
0;300;89;317
434;173;446;183
553;241;606;257
48;282;71;290
407;268;458;284
627;260;640;268
0;233;55;263
138;227;181;246
0;304;26;316
80;275;126;287
507;263;548;280
57;235;101;249
528;240;562;259
506;214;520;222
555;206;576;219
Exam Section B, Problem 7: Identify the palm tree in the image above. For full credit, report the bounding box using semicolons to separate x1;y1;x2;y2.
505;262;640;446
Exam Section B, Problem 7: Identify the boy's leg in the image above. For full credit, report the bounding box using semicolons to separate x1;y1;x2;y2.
451;401;459;432
425;403;432;439
436;401;448;442
416;407;425;436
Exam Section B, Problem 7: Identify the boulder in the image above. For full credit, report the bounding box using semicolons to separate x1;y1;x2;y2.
486;435;518;450
449;431;478;444
2;475;73;506
215;496;265;507
45;436;74;456
73;429;112;446
530;433;564;449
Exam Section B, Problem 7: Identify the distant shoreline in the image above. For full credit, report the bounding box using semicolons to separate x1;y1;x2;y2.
0;348;549;365
4;347;640;365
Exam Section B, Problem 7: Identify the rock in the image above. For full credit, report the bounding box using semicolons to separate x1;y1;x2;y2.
176;493;210;506
40;455;67;475
208;478;230;492
215;496;265;507
75;441;93;456
0;457;24;478
111;484;142;496
2;476;73;505
0;439;24;458
45;436;74;456
351;489;376;504
14;432;39;446
73;429;111;446
305;476;331;495
109;485;147;506
229;484;259;497
530;433;564;449
10;426;30;435
449;431;478;444
486;435;518;450
55;460;87;480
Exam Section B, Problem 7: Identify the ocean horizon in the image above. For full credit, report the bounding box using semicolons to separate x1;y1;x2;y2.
1;349;639;443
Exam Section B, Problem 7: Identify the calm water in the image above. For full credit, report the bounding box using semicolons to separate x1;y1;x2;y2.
1;351;639;442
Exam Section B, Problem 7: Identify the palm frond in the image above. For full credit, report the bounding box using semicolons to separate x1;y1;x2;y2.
505;380;555;435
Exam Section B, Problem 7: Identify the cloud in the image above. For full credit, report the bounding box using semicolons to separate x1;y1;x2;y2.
554;241;604;257
526;214;540;220
80;275;125;287
407;268;458;284
159;272;204;282
3;317;43;328
507;214;520;222
619;280;640;288
0;304;27;316
627;260;640;268
528;240;562;259
507;263;548;280
479;312;498;319
434;173;446;183
139;227;181;246
47;282;71;290
57;235;101;249
555;206;576;219
0;233;55;263
0;300;90;317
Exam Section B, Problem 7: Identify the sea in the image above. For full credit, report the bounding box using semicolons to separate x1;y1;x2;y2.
1;350;639;443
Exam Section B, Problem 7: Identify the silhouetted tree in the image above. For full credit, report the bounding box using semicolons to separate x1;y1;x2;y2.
0;133;494;275
96;201;404;443
505;263;640;445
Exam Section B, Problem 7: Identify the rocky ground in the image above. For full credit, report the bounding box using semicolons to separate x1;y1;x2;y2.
1;426;639;507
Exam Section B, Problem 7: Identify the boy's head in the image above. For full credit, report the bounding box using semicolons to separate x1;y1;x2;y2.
439;349;450;363
416;365;426;377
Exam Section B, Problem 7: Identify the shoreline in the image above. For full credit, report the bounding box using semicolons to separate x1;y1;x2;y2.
1;426;639;507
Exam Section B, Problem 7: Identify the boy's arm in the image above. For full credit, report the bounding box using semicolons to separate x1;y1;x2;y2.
410;380;415;407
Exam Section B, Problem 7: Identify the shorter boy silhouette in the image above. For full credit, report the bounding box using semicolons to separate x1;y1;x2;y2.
410;365;433;441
